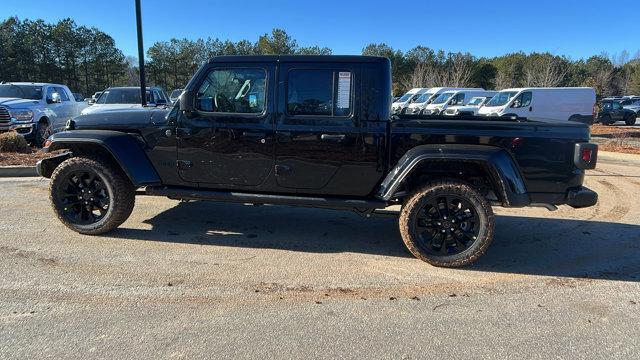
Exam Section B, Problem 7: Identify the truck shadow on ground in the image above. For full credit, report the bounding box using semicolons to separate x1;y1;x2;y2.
114;201;640;282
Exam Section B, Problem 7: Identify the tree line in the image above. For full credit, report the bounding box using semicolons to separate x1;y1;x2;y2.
0;17;130;96
2;17;639;98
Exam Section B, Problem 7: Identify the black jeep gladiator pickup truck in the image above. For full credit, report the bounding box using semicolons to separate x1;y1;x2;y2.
37;55;598;267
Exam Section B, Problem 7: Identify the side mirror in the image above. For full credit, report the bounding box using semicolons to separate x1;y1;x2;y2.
155;98;167;106
179;90;195;114
47;93;62;104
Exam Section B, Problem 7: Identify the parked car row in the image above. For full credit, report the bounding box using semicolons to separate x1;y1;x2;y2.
0;81;179;147
393;86;597;124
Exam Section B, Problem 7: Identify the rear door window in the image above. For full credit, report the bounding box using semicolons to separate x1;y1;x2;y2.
286;69;352;117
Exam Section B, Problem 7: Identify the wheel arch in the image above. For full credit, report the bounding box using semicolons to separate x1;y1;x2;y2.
377;144;530;207
38;130;161;187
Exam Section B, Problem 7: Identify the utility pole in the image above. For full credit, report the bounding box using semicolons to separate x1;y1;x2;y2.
135;0;147;106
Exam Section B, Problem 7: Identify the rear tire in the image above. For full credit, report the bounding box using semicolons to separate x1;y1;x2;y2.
399;181;495;267
49;157;135;235
625;113;637;126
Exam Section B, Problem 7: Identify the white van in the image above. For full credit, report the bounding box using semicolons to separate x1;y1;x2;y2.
422;88;485;116
392;88;429;114
477;87;596;123
405;87;456;115
443;93;497;116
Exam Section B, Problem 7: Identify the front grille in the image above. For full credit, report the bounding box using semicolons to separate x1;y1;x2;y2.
0;106;10;124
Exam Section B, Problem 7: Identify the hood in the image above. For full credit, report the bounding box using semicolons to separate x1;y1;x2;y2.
73;106;171;131
451;105;479;111
477;105;504;115
0;97;40;107
81;103;147;115
407;102;427;108
425;103;444;110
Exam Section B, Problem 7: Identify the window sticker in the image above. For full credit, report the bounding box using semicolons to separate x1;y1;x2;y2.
337;72;351;109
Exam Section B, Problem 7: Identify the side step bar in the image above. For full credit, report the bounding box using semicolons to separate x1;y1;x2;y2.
145;186;388;211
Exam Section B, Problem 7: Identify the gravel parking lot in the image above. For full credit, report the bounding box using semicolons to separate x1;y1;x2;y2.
1;153;639;359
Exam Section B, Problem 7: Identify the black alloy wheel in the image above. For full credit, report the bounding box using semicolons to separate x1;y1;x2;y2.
399;181;495;267
54;170;111;225
49;157;135;235
413;194;481;256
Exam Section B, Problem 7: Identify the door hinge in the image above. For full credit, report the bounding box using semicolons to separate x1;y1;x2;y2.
177;160;193;170
274;164;290;176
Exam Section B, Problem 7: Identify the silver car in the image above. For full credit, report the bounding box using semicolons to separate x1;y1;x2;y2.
0;82;86;146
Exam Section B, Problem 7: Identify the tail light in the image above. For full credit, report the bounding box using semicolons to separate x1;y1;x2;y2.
574;143;598;169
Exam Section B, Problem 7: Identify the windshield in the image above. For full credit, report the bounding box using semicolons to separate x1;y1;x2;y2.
486;91;518;107
96;88;151;104
396;93;415;103
431;92;455;105
414;92;434;103
0;84;43;100
467;97;485;106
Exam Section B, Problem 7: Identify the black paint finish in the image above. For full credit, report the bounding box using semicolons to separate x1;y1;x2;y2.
41;55;597;210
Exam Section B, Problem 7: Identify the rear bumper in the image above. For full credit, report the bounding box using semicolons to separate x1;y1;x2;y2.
565;186;598;208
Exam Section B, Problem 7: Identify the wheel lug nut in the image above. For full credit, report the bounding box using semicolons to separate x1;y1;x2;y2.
443;216;447;220
450;228;455;231
441;229;446;233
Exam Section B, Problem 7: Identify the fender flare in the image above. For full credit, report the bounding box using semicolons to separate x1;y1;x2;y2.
40;130;161;187
376;144;530;207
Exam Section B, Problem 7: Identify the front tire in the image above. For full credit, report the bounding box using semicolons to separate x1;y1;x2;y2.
34;121;51;147
49;157;135;235
399;181;495;267
601;114;614;126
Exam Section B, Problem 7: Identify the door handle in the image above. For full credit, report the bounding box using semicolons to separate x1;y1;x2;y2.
243;131;267;138
277;131;292;143
321;134;346;142
176;127;192;139
529;106;533;112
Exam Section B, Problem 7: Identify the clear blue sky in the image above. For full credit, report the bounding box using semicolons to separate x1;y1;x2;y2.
3;0;639;60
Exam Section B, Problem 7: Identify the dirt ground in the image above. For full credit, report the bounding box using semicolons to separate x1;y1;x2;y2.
0;152;639;359
0;148;51;166
591;124;640;154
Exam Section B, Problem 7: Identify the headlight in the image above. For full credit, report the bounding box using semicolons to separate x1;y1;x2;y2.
11;109;34;122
